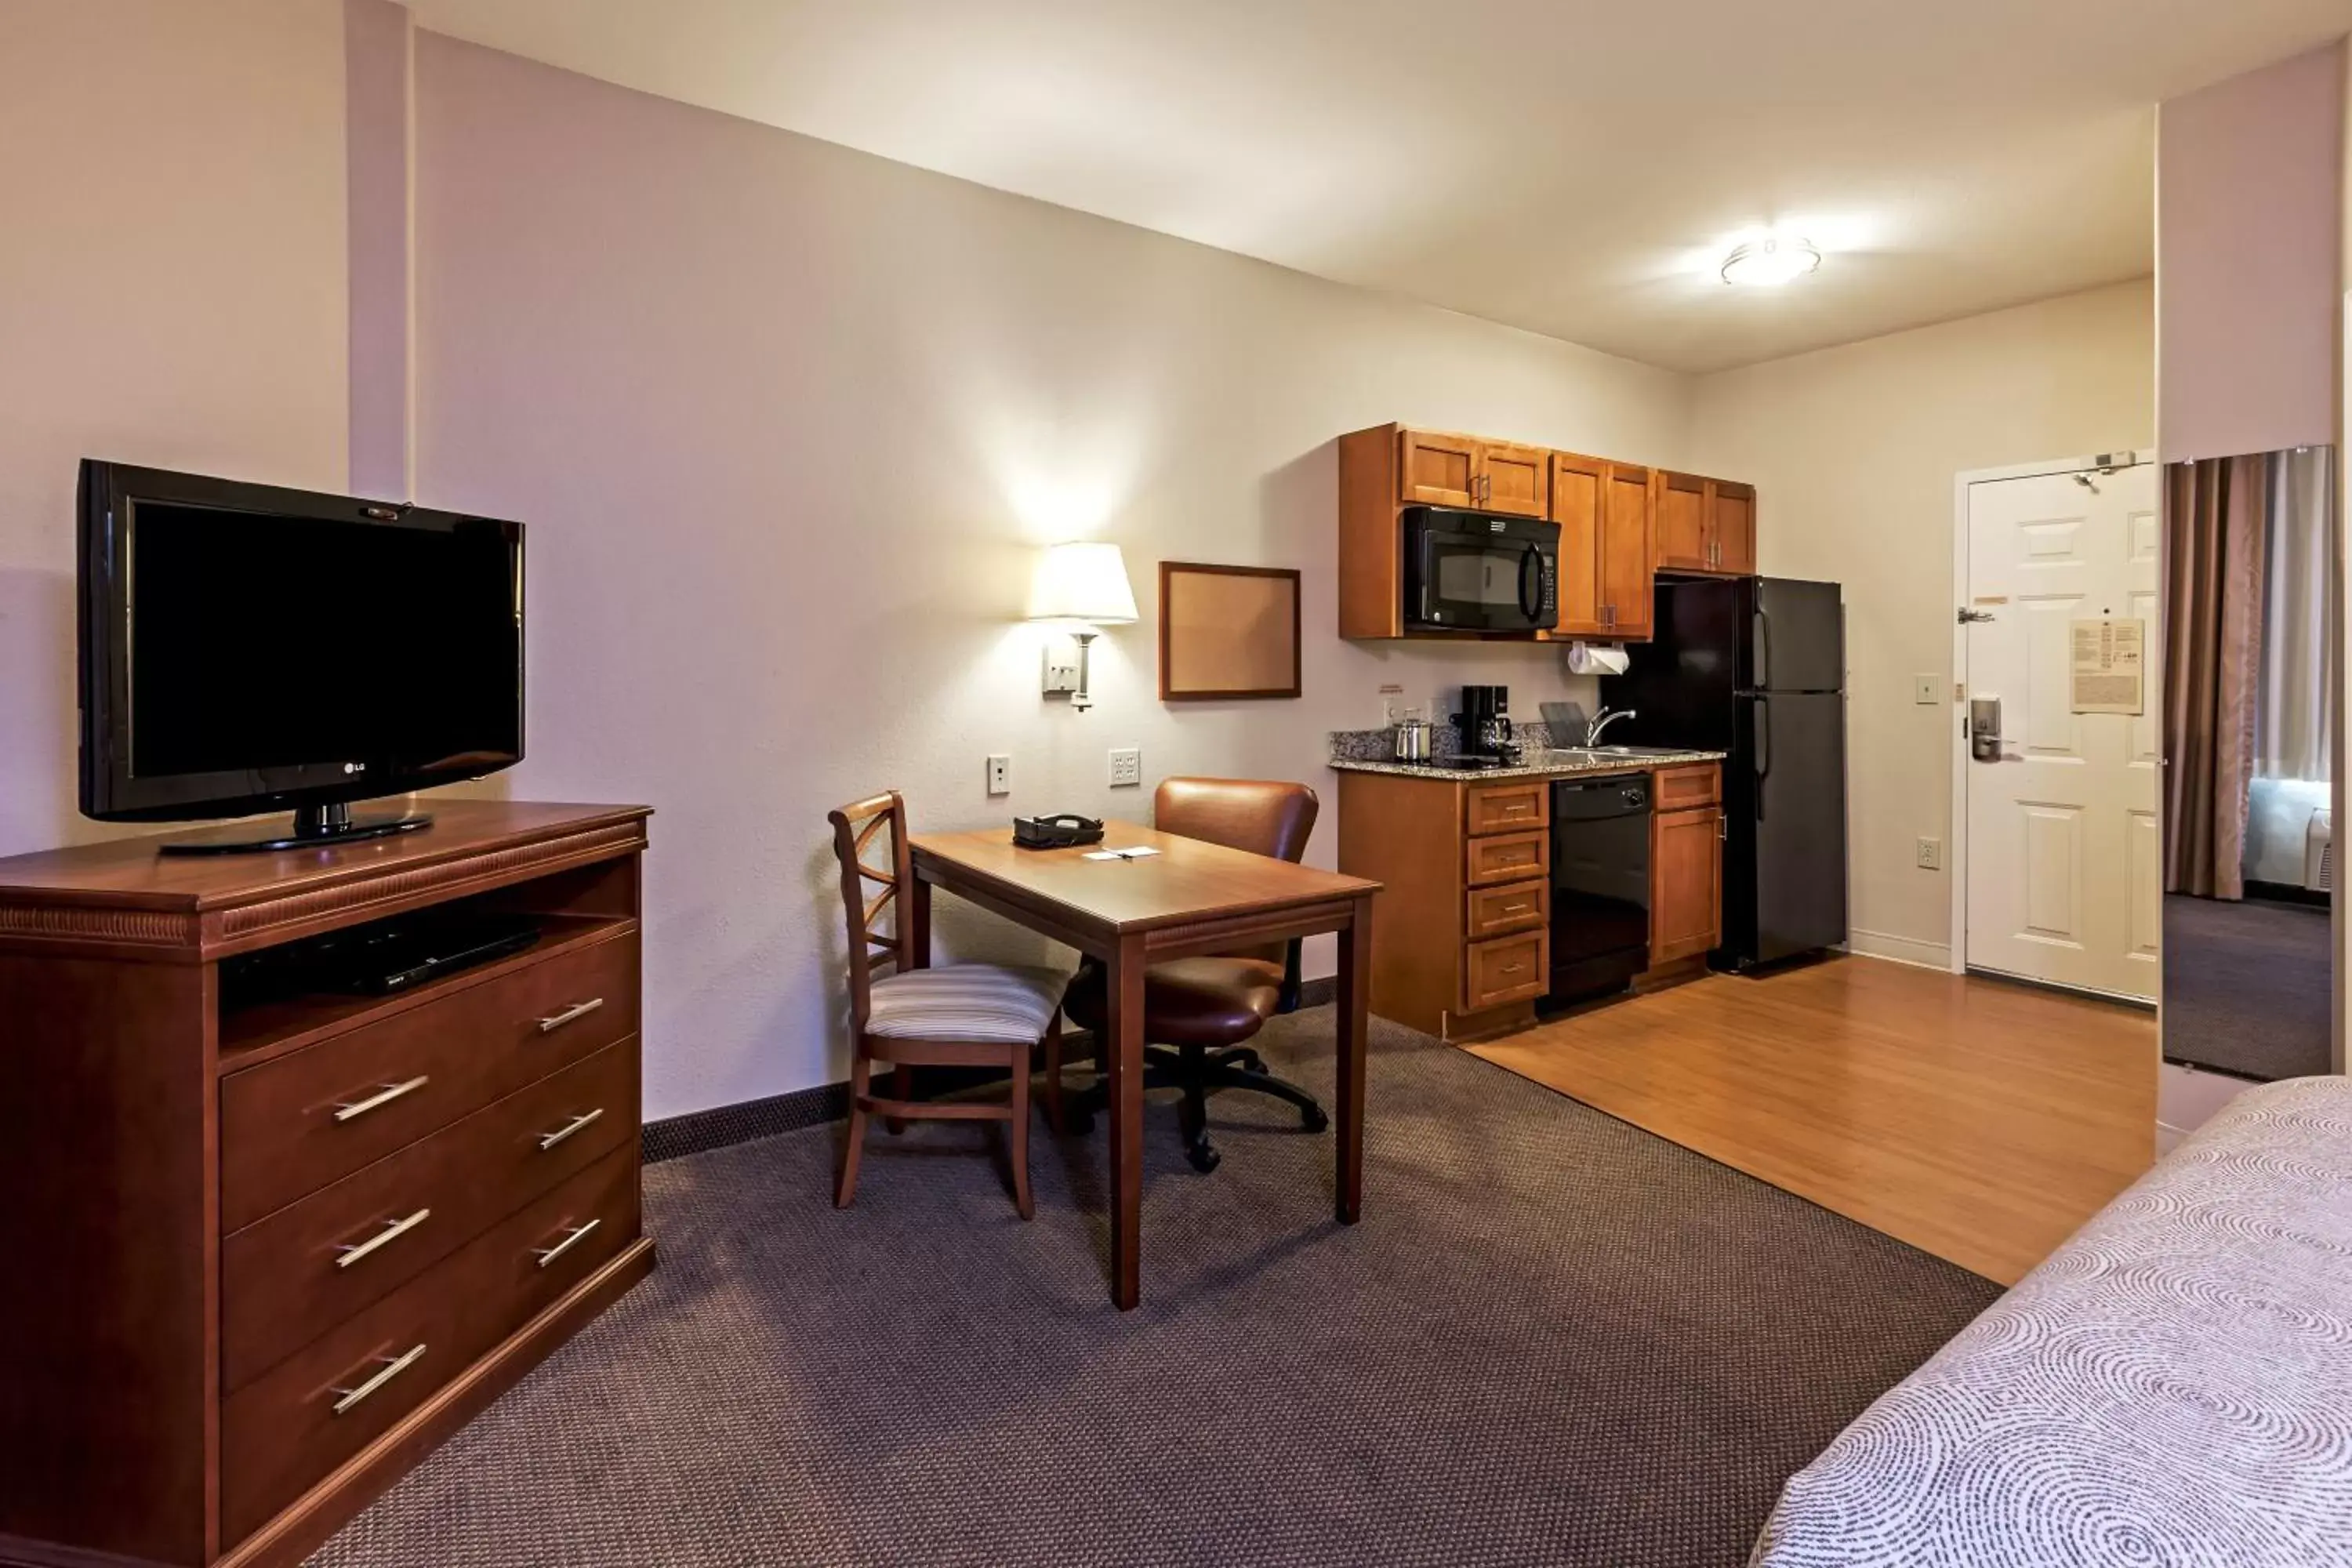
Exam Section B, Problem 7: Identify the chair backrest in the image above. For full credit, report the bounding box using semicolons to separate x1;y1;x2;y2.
1154;777;1319;998
826;790;911;1028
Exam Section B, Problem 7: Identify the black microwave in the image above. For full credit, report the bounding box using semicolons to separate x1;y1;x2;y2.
1403;507;1559;633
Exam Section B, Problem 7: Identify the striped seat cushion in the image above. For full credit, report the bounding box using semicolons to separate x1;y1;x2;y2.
865;964;1065;1043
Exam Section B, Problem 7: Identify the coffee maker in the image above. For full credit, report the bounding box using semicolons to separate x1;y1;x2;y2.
1450;684;1518;767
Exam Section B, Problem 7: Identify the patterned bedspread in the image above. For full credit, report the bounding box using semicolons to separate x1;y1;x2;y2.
1751;1075;2352;1568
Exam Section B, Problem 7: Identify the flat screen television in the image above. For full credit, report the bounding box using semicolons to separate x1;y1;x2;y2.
78;460;524;854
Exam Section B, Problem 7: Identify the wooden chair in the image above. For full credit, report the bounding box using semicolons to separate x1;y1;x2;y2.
827;790;1065;1217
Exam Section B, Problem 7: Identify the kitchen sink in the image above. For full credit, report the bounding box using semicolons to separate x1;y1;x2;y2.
1548;746;1693;761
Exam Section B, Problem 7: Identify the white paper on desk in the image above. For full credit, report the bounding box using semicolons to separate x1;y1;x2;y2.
1083;849;1125;860
1083;846;1161;861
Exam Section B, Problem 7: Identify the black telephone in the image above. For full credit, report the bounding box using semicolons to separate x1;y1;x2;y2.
1012;812;1105;850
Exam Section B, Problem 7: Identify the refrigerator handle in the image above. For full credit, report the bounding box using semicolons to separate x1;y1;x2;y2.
1752;608;1771;690
1751;695;1769;821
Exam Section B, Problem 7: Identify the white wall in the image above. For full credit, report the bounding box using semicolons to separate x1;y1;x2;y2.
0;0;351;858
408;35;1693;1118
2158;41;2346;463
1689;281;2156;965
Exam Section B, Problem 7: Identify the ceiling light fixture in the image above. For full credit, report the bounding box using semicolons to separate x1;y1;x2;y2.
1720;235;1822;287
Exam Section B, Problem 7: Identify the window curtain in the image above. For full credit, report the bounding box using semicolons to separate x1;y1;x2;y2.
2163;456;2267;899
2255;445;2335;784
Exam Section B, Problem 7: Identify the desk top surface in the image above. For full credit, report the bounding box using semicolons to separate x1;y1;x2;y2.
911;822;1379;935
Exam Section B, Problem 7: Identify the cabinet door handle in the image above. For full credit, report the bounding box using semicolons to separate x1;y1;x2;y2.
335;1207;430;1269
331;1344;426;1416
534;1218;601;1269
536;997;605;1033
537;1108;607;1151
332;1076;429;1123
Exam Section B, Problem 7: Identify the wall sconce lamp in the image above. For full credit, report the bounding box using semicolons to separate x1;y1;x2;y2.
1028;541;1138;711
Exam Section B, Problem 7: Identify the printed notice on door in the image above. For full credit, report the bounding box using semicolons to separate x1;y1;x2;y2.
2070;617;2145;714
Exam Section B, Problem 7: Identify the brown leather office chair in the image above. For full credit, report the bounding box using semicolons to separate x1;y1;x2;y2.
1063;777;1325;1173
827;791;1065;1217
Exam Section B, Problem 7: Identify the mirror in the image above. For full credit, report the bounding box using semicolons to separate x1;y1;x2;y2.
2161;445;2339;1082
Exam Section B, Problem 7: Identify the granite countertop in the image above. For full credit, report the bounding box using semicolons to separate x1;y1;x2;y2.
1328;748;1726;782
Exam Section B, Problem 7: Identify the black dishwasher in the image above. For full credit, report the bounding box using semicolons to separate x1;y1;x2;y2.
1547;776;1652;1005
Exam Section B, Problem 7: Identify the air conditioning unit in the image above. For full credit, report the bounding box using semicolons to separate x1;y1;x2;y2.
2304;808;2332;893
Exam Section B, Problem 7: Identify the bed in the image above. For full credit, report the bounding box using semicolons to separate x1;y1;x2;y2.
1750;1075;2352;1568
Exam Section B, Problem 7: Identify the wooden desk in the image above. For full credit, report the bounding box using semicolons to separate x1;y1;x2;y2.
909;823;1381;1309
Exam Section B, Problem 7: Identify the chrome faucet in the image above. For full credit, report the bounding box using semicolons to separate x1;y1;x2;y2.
1583;707;1636;746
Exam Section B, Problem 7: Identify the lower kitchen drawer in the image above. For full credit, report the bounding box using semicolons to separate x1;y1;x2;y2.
220;1145;639;1547
1465;829;1548;887
1464;928;1549;1012
1465;878;1548;941
221;1037;641;1393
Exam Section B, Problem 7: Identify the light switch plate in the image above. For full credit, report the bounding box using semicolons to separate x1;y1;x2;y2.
1915;836;1941;870
1914;674;1940;705
1108;746;1142;788
985;754;1011;797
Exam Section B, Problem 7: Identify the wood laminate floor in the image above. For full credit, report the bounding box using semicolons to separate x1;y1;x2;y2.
1470;956;2158;1286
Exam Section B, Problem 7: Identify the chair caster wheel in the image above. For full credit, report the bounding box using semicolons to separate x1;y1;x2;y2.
1185;1141;1221;1174
1301;1106;1329;1134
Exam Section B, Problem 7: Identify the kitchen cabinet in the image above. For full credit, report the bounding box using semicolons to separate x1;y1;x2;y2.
1335;759;1724;1041
1654;470;1755;575
1396;427;1548;517
1650;764;1724;965
1338;422;1755;639
1548;453;1654;641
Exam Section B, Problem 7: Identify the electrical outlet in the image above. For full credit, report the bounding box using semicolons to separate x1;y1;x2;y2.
1379;684;1406;725
1108;746;1142;788
985;754;1011;797
1914;674;1940;706
1915;836;1941;871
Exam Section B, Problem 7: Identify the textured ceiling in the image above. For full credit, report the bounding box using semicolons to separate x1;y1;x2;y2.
403;0;2352;372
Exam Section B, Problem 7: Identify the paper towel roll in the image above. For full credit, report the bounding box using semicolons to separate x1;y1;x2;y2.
1566;642;1630;676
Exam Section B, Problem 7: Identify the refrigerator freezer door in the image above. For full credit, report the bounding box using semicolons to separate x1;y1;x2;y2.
1726;691;1849;965
1603;579;1741;748
1748;578;1846;694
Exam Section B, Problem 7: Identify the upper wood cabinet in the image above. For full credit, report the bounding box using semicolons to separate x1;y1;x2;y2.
1397;427;1548;518
1711;480;1756;575
1338;422;1755;639
1654;470;1756;575
1546;452;1652;640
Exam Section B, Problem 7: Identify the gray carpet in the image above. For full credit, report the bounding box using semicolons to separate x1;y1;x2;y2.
2164;893;2332;1081
310;1011;1998;1568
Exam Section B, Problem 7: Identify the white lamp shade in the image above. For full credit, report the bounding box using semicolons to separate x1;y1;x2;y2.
1027;541;1138;625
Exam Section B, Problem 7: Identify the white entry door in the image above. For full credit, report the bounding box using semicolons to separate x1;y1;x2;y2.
1962;462;2161;1001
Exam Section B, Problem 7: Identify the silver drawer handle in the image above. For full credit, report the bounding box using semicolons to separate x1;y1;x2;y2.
332;1076;430;1123
533;1218;601;1269
536;1108;606;1151
335;1208;431;1269
536;997;605;1033
331;1344;426;1416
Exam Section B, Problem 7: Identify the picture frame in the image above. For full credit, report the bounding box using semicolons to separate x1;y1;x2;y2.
1157;562;1301;702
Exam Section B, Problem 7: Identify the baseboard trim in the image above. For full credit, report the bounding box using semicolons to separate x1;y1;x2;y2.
641;978;1341;1164
1844;930;1954;971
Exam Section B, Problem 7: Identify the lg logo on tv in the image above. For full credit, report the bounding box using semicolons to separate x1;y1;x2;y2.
343;762;366;775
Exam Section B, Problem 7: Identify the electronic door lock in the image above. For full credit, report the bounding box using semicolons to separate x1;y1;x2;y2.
1969;697;2002;762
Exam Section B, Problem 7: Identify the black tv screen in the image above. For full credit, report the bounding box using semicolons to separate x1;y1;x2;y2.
79;461;524;827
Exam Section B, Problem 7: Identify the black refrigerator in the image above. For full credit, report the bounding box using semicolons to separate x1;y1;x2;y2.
1600;577;1849;968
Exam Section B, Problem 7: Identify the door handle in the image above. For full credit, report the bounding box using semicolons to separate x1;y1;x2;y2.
1751;697;1770;820
1752;610;1771;688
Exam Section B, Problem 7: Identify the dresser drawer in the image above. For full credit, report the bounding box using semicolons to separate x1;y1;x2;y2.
1465;780;1548;836
1466;878;1548;941
221;1145;638;1547
1464;929;1549;1012
1653;762;1721;811
221;1037;640;1393
221;931;638;1230
1465;829;1548;887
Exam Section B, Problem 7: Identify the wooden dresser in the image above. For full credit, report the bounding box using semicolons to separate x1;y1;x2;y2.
0;801;655;1568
